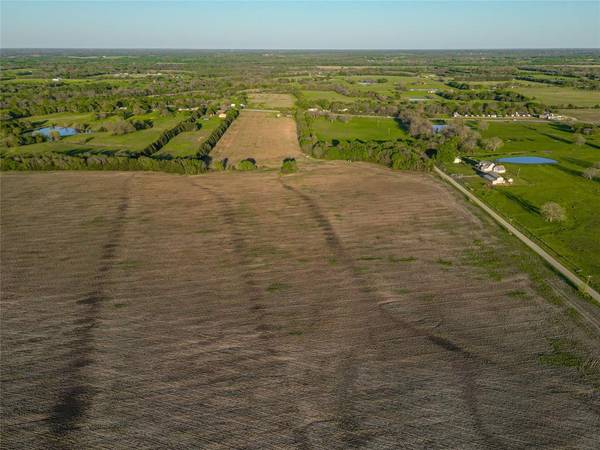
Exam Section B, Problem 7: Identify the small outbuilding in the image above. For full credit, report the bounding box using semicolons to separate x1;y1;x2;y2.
483;173;506;185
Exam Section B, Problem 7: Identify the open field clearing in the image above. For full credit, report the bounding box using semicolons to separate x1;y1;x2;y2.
1;112;191;156
337;75;446;95
247;93;295;109
155;117;222;158
2;165;599;448
300;90;354;102
211;110;303;167
512;84;600;107
312;115;408;142
559;108;600;123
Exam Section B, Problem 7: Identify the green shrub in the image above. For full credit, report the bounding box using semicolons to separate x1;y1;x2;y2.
280;158;298;174
236;158;257;171
212;159;228;171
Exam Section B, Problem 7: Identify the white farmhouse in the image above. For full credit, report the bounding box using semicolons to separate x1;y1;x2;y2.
476;161;495;173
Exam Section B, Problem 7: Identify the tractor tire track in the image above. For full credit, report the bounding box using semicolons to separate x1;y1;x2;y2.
189;180;268;324
280;179;507;449
47;175;134;442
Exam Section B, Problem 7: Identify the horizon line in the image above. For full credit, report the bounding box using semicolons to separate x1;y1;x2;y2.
2;47;600;51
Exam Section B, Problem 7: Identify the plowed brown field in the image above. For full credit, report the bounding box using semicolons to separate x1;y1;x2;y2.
2;163;599;448
210;110;304;168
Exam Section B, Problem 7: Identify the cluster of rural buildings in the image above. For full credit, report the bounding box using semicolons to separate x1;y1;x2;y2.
452;111;571;121
474;160;513;185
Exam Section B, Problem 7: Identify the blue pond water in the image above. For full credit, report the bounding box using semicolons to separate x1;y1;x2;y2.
496;156;557;165
34;126;79;137
432;124;447;133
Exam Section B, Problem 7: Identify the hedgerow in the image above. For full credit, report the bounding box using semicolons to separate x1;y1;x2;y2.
197;109;239;157
1;153;208;174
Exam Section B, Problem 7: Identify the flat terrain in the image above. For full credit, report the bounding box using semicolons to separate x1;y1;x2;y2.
443;121;600;290
512;84;600;107
300;90;354;103
312;115;408;142
558;108;600;123
211;110;303;167
156;117;222;158
2;166;599;448
247;93;296;109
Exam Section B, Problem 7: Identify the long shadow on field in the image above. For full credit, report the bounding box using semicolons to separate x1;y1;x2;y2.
279;179;506;448
47;176;133;441
500;191;540;215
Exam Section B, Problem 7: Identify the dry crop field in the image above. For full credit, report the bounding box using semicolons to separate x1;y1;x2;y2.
211;110;304;167
2;164;600;449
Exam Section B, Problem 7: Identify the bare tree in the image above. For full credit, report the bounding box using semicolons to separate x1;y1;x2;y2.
574;134;586;146
541;202;566;223
483;136;504;151
582;167;599;180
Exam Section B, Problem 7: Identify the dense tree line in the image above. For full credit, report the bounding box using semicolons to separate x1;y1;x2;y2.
1;153;208;174
437;89;529;102
446;81;471;90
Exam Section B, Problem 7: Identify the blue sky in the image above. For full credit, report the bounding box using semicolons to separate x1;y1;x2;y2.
1;1;598;49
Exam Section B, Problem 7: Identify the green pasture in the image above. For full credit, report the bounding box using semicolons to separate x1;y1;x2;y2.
511;83;600;107
156;117;222;157
300;90;354;102
1;111;190;156
340;75;445;91
312;115;407;142
445;121;600;290
558;109;600;123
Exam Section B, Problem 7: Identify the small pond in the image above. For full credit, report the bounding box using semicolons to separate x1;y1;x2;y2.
34;126;79;137
432;124;447;133
496;156;557;165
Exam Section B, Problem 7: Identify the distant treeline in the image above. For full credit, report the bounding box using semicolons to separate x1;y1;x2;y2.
437;90;529;102
516;76;600;91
